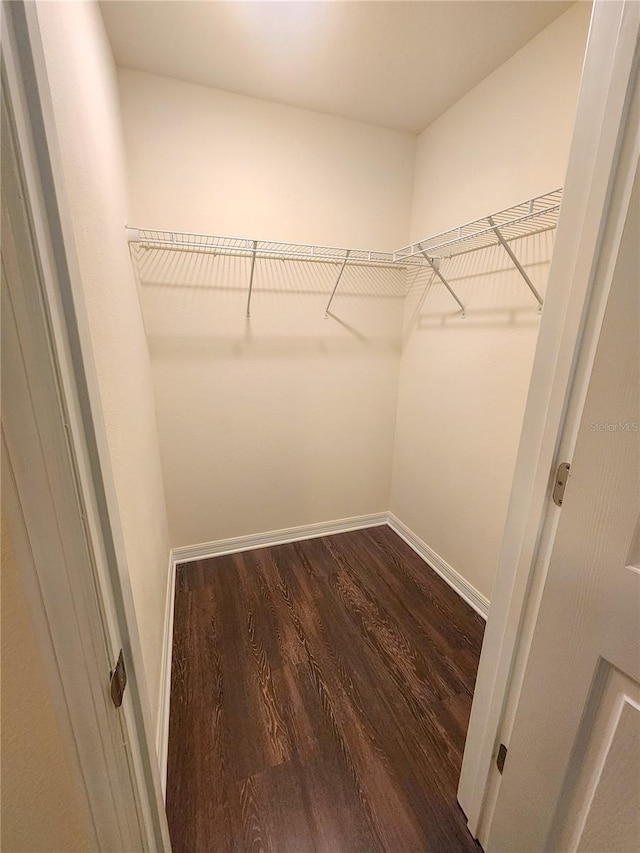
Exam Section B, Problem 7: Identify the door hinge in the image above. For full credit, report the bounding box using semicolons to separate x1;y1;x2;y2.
496;743;508;774
110;649;127;708
552;462;570;507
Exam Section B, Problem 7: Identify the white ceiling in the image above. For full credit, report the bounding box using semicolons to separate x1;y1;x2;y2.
100;1;573;134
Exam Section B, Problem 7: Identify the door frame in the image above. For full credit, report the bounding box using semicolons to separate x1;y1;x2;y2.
459;1;640;845
2;2;170;849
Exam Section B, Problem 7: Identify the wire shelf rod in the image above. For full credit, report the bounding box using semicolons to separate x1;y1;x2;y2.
397;204;560;260
125;227;422;269
394;189;562;261
419;222;559;262
126;188;561;317
127;190;561;269
131;241;416;269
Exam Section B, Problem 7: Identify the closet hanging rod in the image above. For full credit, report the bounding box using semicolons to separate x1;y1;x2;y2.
394;189;562;262
125;227;423;270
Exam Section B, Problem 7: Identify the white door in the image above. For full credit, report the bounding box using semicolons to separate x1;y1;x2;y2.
2;91;145;852
487;128;640;850
2;4;170;848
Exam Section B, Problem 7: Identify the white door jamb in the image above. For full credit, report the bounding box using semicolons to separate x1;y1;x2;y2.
458;1;640;844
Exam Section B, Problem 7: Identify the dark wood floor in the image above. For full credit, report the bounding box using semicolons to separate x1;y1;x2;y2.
167;525;485;852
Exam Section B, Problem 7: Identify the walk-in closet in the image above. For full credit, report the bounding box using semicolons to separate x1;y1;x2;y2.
13;1;639;851
49;0;590;847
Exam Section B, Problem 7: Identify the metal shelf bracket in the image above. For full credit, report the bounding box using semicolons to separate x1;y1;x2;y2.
488;216;543;310
324;250;351;318
246;240;258;317
422;252;466;318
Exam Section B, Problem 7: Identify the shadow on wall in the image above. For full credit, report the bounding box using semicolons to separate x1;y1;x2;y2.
132;245;407;297
402;229;555;340
131;229;554;356
133;246;407;353
144;333;403;360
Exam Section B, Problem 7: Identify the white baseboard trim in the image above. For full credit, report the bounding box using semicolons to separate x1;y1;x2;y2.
386;513;489;620
156;550;177;801
171;513;389;565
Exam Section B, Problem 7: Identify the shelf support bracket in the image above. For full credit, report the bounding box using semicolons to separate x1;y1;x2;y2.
421;252;466;317
488;216;543;310
246;240;258;317
324;250;351;318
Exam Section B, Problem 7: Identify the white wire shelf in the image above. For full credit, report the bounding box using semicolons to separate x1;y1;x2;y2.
126;188;563;317
126;227;422;269
393;189;562;262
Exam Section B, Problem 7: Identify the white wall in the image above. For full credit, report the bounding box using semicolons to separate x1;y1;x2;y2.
36;2;170;731
409;2;591;240
391;2;591;601
118;70;415;547
138;251;404;547
117;68;416;251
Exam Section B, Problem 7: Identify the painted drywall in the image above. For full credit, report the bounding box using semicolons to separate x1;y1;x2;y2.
117;70;414;547
101;1;572;133
409;2;591;239
36;2;170;732
136;249;404;548
1;514;93;852
391;2;591;601
117;68;416;251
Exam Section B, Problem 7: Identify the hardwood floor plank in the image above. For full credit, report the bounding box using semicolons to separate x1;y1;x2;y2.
238;763;316;853
306;566;475;847
167;526;484;852
167;576;238;851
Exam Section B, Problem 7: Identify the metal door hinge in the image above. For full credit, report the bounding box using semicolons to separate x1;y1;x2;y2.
552;462;570;507
110;649;127;708
496;743;508;774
